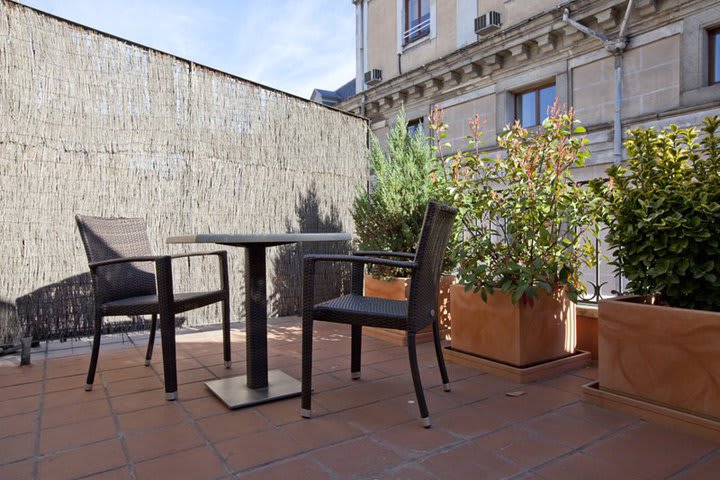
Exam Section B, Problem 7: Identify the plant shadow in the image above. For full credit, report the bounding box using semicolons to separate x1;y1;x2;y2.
269;183;352;316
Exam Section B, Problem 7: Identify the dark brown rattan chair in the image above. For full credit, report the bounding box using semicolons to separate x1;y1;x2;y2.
75;215;231;400
300;201;457;427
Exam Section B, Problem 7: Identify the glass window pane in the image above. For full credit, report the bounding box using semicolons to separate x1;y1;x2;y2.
421;0;430;18
521;91;537;127
408;119;423;137
539;85;556;122
408;0;419;28
713;32;720;84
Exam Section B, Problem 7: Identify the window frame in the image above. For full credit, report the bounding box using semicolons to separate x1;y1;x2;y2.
403;0;431;46
513;82;556;128
710;27;720;85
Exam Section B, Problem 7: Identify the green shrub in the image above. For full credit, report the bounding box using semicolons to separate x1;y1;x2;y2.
429;103;605;303
351;110;433;278
604;116;720;311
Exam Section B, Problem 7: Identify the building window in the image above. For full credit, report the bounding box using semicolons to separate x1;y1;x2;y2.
711;28;720;85
514;84;556;128
404;0;430;45
407;117;424;136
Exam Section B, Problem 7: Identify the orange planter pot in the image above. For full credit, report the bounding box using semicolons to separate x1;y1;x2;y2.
449;284;577;367
363;274;454;345
598;295;720;420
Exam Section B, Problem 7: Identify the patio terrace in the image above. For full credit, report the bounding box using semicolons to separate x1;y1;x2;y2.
1;318;719;480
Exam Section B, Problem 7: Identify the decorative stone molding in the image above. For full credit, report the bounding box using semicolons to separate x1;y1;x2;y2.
483;54;503;73
594;8;619;30
562;24;586;43
535;32;558;54
409;84;425;99
379;96;393;108
509;43;531;61
423;78;444;95
442;70;462;87
461;62;483;79
636;0;659;15
391;90;408;104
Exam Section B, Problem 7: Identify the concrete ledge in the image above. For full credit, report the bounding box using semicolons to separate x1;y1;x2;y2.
582;381;720;443
443;348;591;383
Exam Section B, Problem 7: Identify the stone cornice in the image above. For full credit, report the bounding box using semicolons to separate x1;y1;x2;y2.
340;0;689;117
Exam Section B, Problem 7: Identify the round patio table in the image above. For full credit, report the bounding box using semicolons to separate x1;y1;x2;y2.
166;232;351;409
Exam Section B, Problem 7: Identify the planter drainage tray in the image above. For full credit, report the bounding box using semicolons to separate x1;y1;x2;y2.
582;381;720;443
443;347;591;383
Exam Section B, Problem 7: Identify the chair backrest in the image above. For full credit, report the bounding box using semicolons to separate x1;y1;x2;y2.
407;201;457;332
75;215;157;304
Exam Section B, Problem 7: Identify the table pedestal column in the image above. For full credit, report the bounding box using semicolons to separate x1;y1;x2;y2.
245;245;268;388
204;243;301;409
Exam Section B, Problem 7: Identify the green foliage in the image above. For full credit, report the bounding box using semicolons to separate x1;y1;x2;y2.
603;116;720;311
351;109;433;277
429;104;605;304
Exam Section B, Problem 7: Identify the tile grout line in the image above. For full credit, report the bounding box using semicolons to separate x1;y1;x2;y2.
31;345;48;480
102;372;138;480
174;394;237;478
524;414;644;476
665;446;720;479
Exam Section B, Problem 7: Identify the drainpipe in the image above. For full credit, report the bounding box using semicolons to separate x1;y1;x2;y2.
612;0;634;164
563;0;634;164
355;0;367;94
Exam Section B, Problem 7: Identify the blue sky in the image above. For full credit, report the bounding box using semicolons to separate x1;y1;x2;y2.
22;0;356;98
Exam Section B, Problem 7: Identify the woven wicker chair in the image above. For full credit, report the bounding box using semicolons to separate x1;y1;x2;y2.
301;201;457;427
75;215;231;400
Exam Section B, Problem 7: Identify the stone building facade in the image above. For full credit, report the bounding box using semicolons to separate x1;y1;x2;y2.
341;0;720;180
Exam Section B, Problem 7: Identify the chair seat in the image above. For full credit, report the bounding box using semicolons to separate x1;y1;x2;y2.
314;294;408;329
102;290;226;316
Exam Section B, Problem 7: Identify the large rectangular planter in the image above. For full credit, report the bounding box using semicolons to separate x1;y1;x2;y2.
450;285;576;367
576;305;598;360
363;275;454;345
599;295;720;420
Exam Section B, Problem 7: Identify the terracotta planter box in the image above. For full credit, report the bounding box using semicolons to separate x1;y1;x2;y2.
576;305;599;360
449;284;576;367
363;274;454;345
598;295;720;420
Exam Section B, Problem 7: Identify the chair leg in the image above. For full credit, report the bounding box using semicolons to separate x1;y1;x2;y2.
351;325;362;379
300;313;313;418
222;296;231;368
432;321;451;392
85;311;103;391
407;332;431;428
145;314;157;366
159;311;178;400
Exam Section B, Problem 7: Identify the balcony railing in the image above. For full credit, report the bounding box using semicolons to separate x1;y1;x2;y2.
403;17;430;45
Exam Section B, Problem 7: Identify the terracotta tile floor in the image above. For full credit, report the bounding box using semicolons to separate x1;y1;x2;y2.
1;317;719;480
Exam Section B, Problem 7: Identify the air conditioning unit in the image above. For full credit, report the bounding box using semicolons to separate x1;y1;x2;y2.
474;11;501;35
364;69;382;86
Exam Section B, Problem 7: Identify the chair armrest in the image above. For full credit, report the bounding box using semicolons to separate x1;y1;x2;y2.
169;250;226;260
304;254;417;270
351;250;415;259
303;255;417;306
170;250;229;294
88;255;163;270
89;251;229;296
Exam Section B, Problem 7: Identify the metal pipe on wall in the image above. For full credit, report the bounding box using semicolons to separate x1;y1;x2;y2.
562;0;635;164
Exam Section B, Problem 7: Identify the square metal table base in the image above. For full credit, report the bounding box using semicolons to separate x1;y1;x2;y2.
204;369;301;409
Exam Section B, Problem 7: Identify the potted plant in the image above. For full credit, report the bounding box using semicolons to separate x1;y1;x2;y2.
351;109;455;344
597;115;720;420
429;103;604;368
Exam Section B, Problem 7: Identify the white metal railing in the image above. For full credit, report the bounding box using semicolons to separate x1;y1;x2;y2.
403;17;430;44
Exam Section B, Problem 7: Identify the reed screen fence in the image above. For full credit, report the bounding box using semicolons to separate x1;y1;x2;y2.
0;0;368;342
